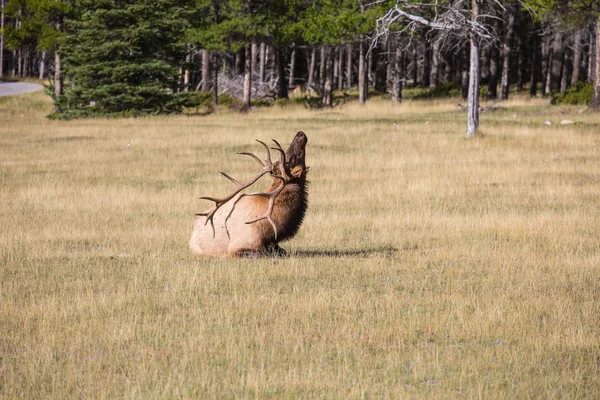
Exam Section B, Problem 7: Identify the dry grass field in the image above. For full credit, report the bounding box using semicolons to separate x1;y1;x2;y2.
1;90;600;398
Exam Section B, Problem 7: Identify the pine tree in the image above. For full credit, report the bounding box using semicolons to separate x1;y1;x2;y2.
54;0;190;118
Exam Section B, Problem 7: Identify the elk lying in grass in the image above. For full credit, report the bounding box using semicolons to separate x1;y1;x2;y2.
190;131;309;257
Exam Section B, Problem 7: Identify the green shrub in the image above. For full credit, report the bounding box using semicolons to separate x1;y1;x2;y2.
552;82;593;105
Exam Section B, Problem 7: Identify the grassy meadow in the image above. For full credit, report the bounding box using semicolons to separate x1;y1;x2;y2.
1;90;600;398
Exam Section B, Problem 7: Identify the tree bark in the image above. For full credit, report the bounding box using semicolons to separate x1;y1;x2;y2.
571;29;582;86
358;41;366;105
588;24;595;83
487;41;498;98
430;39;440;88
392;42;403;104
39;50;46;80
466;0;481;138
319;46;325;90
591;17;600;109
307;46;316;91
550;31;563;92
481;44;490;83
0;0;4;79
368;49;373;86
212;52;219;105
346;43;352;89
183;52;191;92
461;43;469;99
500;4;516;100
541;33;550;96
337;45;344;90
54;52;62;98
530;31;540;97
422;41;430;87
560;51;569;92
412;44;418;85
243;45;252;108
288;45;296;88
517;37;524;91
259;42;266;85
54;19;63;98
201;50;210;91
276;46;288;99
322;46;333;108
18;48;23;77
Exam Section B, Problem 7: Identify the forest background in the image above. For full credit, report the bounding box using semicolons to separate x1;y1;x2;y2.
1;0;600;132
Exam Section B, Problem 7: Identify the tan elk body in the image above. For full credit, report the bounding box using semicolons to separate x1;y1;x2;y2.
189;131;308;257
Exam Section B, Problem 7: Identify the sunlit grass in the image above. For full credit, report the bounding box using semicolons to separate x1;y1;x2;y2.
1;91;600;398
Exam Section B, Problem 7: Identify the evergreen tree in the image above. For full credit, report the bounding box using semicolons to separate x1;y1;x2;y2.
54;0;190;118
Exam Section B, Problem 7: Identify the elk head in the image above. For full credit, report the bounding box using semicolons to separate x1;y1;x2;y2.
189;131;308;257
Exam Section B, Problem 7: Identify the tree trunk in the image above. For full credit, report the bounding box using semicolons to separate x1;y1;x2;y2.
487;41;498;98
319;46;325;90
430;39;440;88
0;0;4;79
54;19;63;98
346;43;352;89
259;42;266;85
212;52;219;105
572;29;582;86
530;31;540;97
466;0;481;138
288;45;296;88
18;48;23;77
183;52;191;92
276;46;288;99
358;41;366;105
560;51;569;92
307;46;316;91
588;24;595;83
481;44;490;83
422;41;430;87
368;49;373;86
517;37;524;91
541;33;550;96
54;52;62;98
201;50;210;91
412;44;417;85
500;4;516;100
462;44;469;99
333;46;339;88
550;31;563;92
243;45;252;108
39;50;46;80
591;17;600;109
251;41;257;74
392;42;403;104
322;46;333;108
337;45;344;90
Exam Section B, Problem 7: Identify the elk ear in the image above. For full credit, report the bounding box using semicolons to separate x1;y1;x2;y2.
290;165;305;178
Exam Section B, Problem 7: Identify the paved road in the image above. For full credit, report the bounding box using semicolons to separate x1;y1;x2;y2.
0;82;44;97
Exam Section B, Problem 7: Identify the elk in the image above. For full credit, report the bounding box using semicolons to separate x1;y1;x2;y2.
189;131;308;257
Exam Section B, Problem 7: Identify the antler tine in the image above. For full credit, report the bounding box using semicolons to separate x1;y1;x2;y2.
271;139;293;181
242;175;287;240
255;139;273;165
220;172;240;186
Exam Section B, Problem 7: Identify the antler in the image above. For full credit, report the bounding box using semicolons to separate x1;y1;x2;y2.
198;139;290;239
197;140;274;236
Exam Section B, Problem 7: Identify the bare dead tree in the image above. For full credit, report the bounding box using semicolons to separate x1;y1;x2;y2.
374;0;497;137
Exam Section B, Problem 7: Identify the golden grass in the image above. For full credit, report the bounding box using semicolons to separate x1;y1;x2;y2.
1;91;599;398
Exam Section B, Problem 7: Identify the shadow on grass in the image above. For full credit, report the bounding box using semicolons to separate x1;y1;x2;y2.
291;245;397;258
